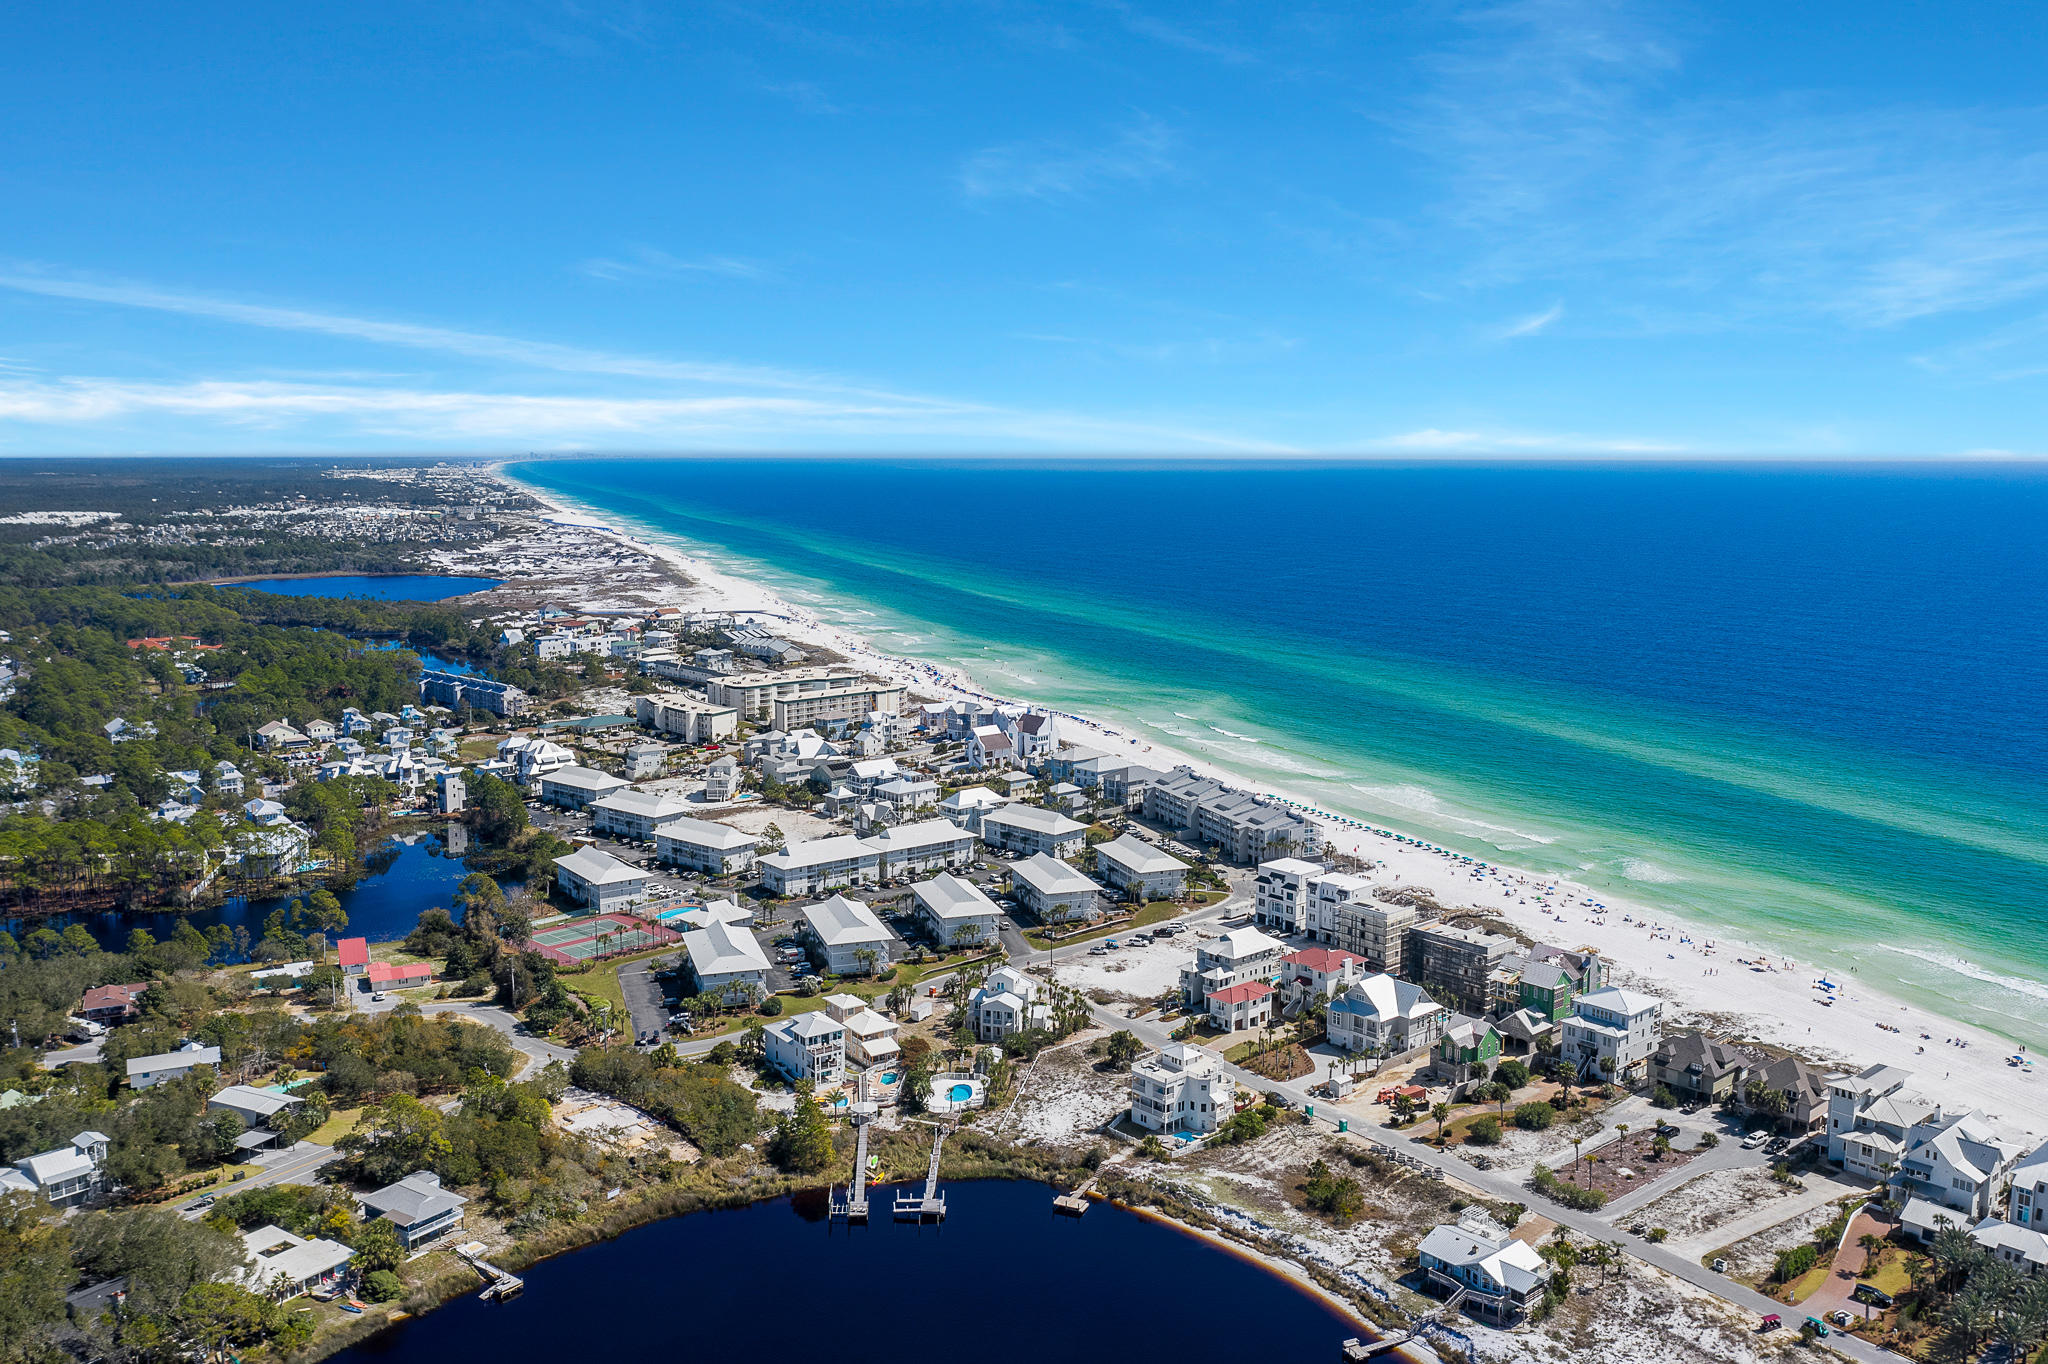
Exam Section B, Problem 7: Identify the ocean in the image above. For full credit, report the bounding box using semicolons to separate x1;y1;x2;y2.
507;458;2048;1045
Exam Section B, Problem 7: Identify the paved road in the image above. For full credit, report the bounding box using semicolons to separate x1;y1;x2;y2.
41;1038;104;1067
417;1000;578;1078
1083;994;1897;1362
176;1140;340;1218
1599;1124;1768;1219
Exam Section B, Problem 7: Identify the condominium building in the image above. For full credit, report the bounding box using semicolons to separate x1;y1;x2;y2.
634;691;740;743
980;804;1088;858
552;846;657;911
652;816;760;875
797;894;895;975
1309;875;1417;976
418;668;531;718
703;668;905;726
912;872;1002;948
758;834;883;897
538;765;630;810
1128;1043;1238;1135
1141;769;1321;864
1411;923;1517;1015
588;789;696;841
1007;852;1102;923
867;818;978;878
1093;834;1190;902
1253;857;1324;933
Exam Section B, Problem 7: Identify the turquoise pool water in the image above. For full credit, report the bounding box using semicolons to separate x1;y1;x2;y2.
881;1072;900;1085
948;1084;974;1103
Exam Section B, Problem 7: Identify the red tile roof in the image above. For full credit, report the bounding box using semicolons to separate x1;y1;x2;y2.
337;937;369;968
1283;947;1365;974
1208;981;1273;1005
81;982;151;1013
367;961;433;986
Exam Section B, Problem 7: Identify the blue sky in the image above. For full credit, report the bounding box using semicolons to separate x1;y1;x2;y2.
4;1;2048;456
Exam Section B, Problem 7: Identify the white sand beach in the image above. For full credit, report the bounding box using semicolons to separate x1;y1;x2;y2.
499;476;2048;1139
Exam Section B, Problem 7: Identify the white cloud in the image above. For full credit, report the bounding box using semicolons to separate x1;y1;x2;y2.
960;116;1175;201
1493;302;1564;340
1374;425;1686;454
576;247;768;283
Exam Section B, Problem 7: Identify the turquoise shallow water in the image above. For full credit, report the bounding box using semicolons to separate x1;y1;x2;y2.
508;458;2048;1046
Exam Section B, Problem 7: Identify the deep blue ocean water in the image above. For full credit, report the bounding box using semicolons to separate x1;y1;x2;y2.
327;1180;1374;1364
236;574;501;601
510;458;2048;1043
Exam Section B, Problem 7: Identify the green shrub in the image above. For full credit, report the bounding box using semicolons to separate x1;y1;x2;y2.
362;1270;404;1302
1531;1163;1609;1210
1651;1084;1677;1109
1466;1115;1503;1145
1493;1059;1531;1090
758;995;784;1016
1513;1101;1557;1131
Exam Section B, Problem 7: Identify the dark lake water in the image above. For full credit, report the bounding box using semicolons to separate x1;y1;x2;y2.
327;1180;1377;1364
8;832;514;953
236;574;502;601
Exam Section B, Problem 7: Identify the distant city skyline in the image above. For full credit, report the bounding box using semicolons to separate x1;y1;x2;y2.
4;2;2048;456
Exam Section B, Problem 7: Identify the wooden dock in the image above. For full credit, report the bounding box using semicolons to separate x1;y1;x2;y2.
454;1244;523;1302
893;1126;947;1222
1052;1192;1090;1217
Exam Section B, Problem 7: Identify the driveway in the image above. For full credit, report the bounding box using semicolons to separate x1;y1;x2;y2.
41;1039;104;1067
617;953;679;1040
1798;1207;1893;1333
417;1000;577;1078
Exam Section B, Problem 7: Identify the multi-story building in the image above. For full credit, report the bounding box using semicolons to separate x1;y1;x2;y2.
1417;1209;1552;1326
1277;946;1368;1011
537;765;630;810
682;918;771;1002
1007;852;1102;923
980;804;1088;859
702;668;905;727
634;691;740;743
1142;769;1321;864
1308;875;1416;976
912;873;1002;948
759;835;884;897
588;789;696;841
972;966;1050;1041
764;1013;845;1083
1326;973;1448;1058
1093;834;1190;902
702;756;740;802
418;668;531;718
1;1131;108;1207
1411;923;1516;1015
1649;1030;1746;1105
822;993;900;1069
552;846;657;911
1179;926;1286;1010
1435;1014;1504;1084
1826;1063;1922;1174
1253;857;1324;933
797;894;895;975
653;816;760;876
867;818;977;879
1558;986;1663;1083
1894;1110;2023;1220
1128;1043;1238;1135
2006;1140;2048;1229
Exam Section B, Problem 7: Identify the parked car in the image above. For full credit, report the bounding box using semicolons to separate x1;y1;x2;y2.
1742;1130;1770;1148
1852;1284;1894;1308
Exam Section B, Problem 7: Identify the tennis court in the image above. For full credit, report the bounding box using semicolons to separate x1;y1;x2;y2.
530;914;678;965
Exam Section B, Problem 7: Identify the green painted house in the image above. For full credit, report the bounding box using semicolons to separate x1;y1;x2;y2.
1434;1013;1502;1083
1517;962;1577;1022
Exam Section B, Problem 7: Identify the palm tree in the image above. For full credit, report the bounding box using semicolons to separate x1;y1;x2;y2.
1858;1232;1883;1276
1431;1101;1452;1148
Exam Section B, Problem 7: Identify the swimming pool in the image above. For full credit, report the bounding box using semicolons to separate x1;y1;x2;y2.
948;1083;973;1103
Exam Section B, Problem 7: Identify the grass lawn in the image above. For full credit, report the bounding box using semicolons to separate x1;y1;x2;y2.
306;1104;365;1147
1863;1250;1914;1299
1775;1263;1834;1305
1023;900;1182;949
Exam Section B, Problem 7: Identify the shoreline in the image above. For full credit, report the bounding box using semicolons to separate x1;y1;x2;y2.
484;465;2048;1139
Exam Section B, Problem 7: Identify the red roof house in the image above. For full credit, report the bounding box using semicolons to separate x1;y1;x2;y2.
79;982;152;1023
1205;979;1275;1031
366;961;433;989
337;937;370;974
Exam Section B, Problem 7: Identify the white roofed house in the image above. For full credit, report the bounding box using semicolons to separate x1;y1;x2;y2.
1972;1217;2048;1276
499;734;575;783
1254;857;1324;934
867;818;977;879
682;918;771;1003
8;1131;108;1207
1326;973;1449;1060
1129;1043;1237;1135
799;894;896;976
845;757;901;793
653;816;760;876
253;720;308;752
1179;927;1286;1011
1007;853;1102;925
588;788;695;841
1093;834;1190;903
764;1012;845;1084
938;785;1010;833
702;755;740;802
127;1041;222;1089
538;764;630;810
823;993;900;1069
1557;986;1663;1084
552;846;657;911
980;804;1088;859
872;774;940;814
1417;1208;1553;1326
236;1225;355;1300
1892;1110;2023;1220
758;834;882;897
972;966;1051;1042
2007;1140;2048;1230
1826;1064;1929;1179
912;873;1002;949
208;1084;304;1151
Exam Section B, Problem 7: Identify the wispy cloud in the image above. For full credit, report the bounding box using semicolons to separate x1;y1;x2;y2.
576;246;769;283
1106;3;1255;65
1397;0;2048;333
960;115;1175;201
1374;425;1686;454
1493;302;1564;341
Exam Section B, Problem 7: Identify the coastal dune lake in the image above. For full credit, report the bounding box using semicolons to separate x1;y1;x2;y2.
328;1180;1376;1363
514;458;2048;1044
229;574;501;601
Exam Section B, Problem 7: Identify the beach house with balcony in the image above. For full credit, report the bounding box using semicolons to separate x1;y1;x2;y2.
972;966;1050;1042
1254;857;1324;933
1326;973;1448;1059
1649;1030;1747;1105
822;994;900;1069
1418;1208;1552;1326
764;1012;846;1083
1128;1043;1238;1136
358;1170;468;1249
1557;986;1663;1083
1179;926;1286;1010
